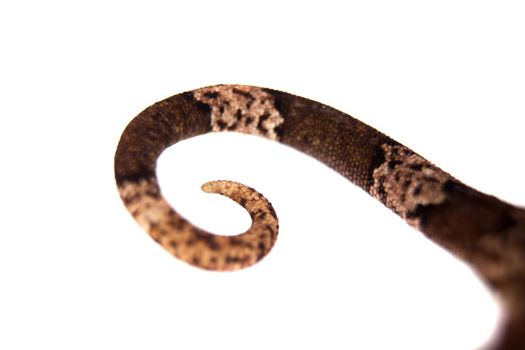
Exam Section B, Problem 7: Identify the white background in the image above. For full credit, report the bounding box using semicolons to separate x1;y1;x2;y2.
1;1;524;349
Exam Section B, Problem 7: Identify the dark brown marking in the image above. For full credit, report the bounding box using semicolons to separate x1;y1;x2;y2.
413;184;422;196
409;163;423;171
203;91;219;99
232;87;254;101
192;256;201;265
227;121;239;130
387;160;402;169
235;109;242;120
225;256;237;263
217;119;227;130
257;113;270;131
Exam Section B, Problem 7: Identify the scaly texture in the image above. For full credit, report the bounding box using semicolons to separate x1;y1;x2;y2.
115;84;525;350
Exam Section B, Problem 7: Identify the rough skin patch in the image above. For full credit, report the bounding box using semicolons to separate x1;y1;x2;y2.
194;85;284;140
118;178;278;271
370;144;451;227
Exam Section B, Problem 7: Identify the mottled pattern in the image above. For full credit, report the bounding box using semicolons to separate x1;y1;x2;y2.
370;144;451;228
115;84;525;350
194;85;284;140
119;177;277;270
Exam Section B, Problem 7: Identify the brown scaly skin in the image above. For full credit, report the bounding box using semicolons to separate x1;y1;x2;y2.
115;85;525;350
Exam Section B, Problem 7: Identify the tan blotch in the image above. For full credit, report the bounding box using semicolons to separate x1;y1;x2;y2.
194;85;284;140
118;177;171;235
370;144;451;227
